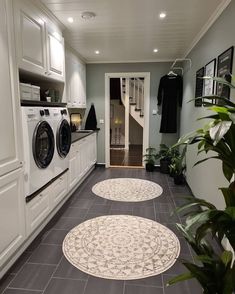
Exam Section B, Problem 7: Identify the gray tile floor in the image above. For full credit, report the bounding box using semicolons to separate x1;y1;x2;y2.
0;167;203;294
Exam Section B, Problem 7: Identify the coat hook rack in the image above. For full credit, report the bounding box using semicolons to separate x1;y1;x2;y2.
170;58;192;75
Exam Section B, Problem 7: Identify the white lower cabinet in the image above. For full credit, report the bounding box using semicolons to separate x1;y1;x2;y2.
69;134;97;189
0;168;25;266
50;173;68;208
26;185;51;235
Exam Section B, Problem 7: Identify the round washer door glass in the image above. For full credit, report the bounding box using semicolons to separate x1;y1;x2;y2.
33;121;55;168
57;119;71;158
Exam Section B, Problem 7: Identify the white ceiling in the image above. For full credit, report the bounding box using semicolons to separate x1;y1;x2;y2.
41;0;229;63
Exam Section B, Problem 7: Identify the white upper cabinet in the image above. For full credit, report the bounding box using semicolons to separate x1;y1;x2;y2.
65;47;86;108
13;0;47;76
13;0;65;82
46;24;65;81
0;0;23;176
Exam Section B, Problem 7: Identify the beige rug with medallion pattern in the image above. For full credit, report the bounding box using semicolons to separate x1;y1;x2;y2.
92;178;163;202
63;215;180;280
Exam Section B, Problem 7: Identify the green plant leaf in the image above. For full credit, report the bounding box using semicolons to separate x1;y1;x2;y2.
221;251;233;267
222;162;234;182
209;121;232;145
166;272;194;286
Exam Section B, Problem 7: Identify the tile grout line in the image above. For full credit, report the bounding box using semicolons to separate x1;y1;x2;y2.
41;255;64;294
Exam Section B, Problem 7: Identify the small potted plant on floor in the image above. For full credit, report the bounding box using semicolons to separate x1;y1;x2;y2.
169;145;187;184
155;144;180;174
143;147;156;172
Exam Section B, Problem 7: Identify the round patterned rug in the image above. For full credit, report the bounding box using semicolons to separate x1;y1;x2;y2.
91;178;163;202
63;215;180;280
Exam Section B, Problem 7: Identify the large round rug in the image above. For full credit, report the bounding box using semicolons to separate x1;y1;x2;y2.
63;215;180;280
91;178;163;202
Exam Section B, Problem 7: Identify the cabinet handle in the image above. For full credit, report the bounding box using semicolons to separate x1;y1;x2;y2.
39;193;43;197
47;72;52;76
59;177;63;181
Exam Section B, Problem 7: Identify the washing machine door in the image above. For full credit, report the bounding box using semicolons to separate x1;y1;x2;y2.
33;121;55;168
57;119;71;158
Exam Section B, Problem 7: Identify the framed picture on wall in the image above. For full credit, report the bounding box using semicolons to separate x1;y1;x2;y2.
195;67;204;107
216;46;234;101
203;58;216;105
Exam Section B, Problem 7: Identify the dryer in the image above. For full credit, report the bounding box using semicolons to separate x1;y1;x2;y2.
52;108;71;177
21;107;55;198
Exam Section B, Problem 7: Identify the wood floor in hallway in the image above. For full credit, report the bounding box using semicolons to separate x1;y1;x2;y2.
110;145;143;167
0;167;204;294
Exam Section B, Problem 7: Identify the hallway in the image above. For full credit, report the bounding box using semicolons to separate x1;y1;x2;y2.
110;145;143;166
0;167;203;294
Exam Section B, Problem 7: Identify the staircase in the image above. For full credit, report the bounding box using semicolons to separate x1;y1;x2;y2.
120;78;144;128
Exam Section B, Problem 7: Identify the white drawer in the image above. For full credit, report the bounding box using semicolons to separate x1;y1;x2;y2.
26;185;51;236
50;172;68;208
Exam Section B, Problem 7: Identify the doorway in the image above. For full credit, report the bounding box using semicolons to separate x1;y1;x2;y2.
105;72;150;168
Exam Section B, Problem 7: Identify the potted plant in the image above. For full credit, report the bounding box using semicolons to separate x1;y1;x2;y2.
155;144;179;174
169;145;187;184
167;76;235;293
143;147;156;172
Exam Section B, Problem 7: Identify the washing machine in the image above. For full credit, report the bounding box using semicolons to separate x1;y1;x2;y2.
52;108;71;177
21;107;55;198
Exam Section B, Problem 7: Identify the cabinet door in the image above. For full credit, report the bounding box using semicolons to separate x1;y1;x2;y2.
65;51;72;107
70;60;82;107
50;172;68;208
69;144;78;189
80;62;87;108
26;185;51;235
0;0;23;176
0;168;25;266
14;0;47;76
47;29;65;81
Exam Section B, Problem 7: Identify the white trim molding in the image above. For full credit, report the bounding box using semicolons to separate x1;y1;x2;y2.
184;0;231;57
105;72;150;168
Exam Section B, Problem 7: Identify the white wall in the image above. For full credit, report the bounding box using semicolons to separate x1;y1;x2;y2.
180;1;235;209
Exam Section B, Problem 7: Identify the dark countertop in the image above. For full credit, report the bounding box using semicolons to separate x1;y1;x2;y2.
71;131;96;143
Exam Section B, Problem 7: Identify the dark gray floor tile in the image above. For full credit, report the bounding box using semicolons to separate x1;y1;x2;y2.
92;197;113;205
62;207;88;218
163;254;192;276
9;264;55;291
4;290;42;294
154;203;175;213
109;209;133;215
124;284;163;294
69;198;94;209
178;238;192;255
44;278;86;294
9;252;32;274
84;277;124;294
84;212;107;220
110;202;134;210
53;217;84;230
42;230;68;245
88;204;111;214
133;207;155;220
53;257;88;280
0;274;15;293
28;244;62;265
125;275;162;287
155;212;180;224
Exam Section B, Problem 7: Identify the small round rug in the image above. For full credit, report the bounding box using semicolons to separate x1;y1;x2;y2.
91;178;163;202
63;215;180;280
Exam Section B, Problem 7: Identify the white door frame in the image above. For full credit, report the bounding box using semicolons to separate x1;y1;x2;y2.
105;72;150;168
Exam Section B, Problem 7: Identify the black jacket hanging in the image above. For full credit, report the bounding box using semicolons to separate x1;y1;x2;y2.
85;104;97;130
157;75;183;133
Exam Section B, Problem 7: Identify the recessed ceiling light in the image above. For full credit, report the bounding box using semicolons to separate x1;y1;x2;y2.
67;17;74;23
153;49;158;53
81;11;96;20
95;50;100;55
159;12;166;19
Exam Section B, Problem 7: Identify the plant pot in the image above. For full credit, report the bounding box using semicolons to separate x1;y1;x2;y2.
145;163;155;172
160;158;171;174
174;174;185;185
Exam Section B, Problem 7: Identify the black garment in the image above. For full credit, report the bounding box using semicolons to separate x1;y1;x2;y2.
157;75;183;133
85;104;97;130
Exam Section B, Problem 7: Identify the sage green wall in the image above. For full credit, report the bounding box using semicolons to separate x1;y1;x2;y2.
86;62;181;163
180;1;235;209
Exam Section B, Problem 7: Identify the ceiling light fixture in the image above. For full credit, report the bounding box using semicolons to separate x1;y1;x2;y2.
81;11;96;20
153;49;158;53
95;50;100;55
159;12;166;19
67;17;74;23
